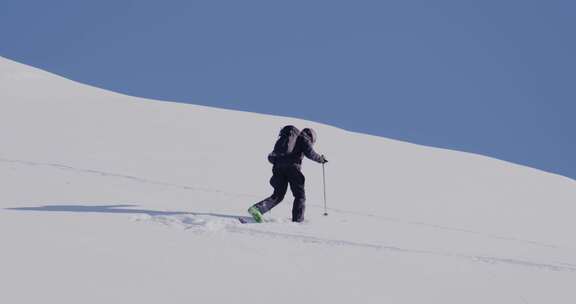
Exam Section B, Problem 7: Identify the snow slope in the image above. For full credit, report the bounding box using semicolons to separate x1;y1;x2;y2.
1;56;575;303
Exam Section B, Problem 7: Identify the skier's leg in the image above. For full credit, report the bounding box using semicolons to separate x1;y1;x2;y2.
253;167;288;214
288;167;306;222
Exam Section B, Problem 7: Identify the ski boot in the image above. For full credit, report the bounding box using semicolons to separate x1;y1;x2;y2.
247;206;264;223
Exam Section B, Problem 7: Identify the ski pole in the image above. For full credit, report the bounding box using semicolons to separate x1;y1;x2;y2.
322;162;328;216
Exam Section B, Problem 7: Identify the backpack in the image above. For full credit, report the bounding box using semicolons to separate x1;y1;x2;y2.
268;125;300;164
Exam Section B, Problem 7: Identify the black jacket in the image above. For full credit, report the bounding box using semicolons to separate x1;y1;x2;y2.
272;128;324;166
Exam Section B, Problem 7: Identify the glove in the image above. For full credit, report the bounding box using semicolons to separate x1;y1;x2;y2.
320;155;328;164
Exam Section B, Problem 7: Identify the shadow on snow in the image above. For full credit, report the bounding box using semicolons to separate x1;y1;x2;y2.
5;204;244;220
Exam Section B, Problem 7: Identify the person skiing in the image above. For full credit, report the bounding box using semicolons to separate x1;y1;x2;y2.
248;126;327;223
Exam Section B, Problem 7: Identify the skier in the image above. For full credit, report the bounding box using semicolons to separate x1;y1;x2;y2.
248;126;327;223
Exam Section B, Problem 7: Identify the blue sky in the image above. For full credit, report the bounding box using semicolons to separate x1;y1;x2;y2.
1;0;574;179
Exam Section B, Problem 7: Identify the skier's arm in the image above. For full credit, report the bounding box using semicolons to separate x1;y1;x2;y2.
303;142;326;163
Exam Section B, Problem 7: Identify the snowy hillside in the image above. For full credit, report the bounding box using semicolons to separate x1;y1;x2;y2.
1;56;575;303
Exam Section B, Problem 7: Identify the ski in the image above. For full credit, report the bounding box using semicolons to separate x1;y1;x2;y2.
238;216;257;224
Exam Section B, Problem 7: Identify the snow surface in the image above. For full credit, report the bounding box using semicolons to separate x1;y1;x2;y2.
1;56;575;303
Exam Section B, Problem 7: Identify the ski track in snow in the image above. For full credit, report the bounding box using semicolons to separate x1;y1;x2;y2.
232;228;576;274
326;207;567;250
4;156;576;274
137;213;576;274
0;157;258;198
2;156;570;251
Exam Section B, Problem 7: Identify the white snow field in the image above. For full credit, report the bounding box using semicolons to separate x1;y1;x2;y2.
1;56;575;303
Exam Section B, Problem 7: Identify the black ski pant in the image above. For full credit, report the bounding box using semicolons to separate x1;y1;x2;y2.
252;164;306;222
